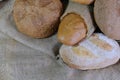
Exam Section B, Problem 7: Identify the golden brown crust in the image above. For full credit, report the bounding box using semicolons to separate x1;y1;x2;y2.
57;13;87;46
70;0;94;5
13;0;62;38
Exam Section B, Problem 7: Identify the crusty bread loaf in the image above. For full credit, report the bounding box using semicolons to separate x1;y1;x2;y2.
60;33;120;70
58;13;87;46
94;0;120;40
61;2;95;38
58;1;95;45
13;0;62;38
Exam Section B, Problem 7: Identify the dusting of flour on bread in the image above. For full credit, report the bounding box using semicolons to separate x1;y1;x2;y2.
60;33;120;70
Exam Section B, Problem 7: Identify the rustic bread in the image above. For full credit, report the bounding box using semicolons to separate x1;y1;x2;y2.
60;33;120;70
58;13;87;46
13;0;62;38
94;0;120;40
58;1;95;45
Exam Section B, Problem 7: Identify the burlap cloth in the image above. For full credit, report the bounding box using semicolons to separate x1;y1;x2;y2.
0;0;120;80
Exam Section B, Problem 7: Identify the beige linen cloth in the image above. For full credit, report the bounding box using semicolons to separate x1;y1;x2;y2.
0;0;120;80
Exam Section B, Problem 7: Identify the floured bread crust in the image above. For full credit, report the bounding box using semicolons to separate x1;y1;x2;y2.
13;0;62;38
60;33;120;70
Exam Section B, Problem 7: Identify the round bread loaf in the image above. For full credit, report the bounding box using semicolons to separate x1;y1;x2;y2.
58;13;87;46
60;33;120;70
94;0;120;40
70;0;94;5
58;1;95;46
61;2;95;37
13;0;62;38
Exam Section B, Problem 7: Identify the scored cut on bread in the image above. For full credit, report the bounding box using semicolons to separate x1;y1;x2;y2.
60;33;120;70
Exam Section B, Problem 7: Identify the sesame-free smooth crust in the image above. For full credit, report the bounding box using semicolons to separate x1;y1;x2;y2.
94;0;120;40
